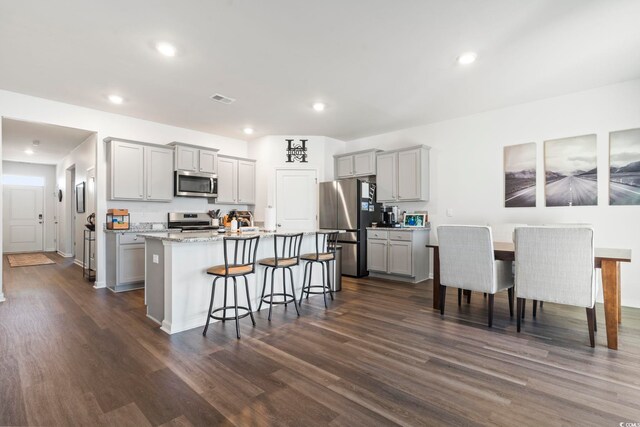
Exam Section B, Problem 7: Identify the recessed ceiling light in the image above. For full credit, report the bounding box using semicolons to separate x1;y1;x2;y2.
156;42;177;57
24;148;34;155
243;127;254;135
457;52;477;65
313;102;326;112
108;94;124;104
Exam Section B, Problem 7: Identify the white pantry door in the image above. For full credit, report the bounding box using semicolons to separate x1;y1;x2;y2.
275;169;317;231
3;185;44;253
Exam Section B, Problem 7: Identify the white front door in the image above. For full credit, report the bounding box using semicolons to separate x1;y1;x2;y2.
275;169;317;231
3;184;44;253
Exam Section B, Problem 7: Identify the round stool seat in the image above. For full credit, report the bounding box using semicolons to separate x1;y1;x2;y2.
206;264;253;277
301;252;334;262
258;257;298;267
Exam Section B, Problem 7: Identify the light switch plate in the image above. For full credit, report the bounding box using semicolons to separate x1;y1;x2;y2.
152;254;159;264
446;208;453;217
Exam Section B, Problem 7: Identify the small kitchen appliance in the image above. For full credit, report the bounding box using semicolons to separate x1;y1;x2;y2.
378;206;400;228
174;171;217;198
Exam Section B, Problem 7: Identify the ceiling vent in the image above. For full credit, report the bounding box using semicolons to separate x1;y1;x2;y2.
210;93;236;104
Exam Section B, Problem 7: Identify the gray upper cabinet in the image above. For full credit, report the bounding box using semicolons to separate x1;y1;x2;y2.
336;156;353;178
107;138;173;202
216;155;256;205
199;150;217;174
109;140;145;200
334;149;379;179
145;146;174;201
175;146;198;171
217;156;237;204
375;152;397;202
237;160;256;204
170;142;218;174
375;145;430;203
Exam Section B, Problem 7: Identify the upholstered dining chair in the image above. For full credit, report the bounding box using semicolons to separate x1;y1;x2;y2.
514;226;597;347
437;225;514;327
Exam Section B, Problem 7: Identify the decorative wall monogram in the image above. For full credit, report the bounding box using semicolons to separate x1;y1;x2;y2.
285;139;308;163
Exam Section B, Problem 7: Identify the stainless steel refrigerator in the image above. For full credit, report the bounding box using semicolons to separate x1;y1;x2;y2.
319;178;380;277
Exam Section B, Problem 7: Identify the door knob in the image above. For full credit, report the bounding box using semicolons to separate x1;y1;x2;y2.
277;223;282;227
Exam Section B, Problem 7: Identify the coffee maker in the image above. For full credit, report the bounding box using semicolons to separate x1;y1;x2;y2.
379;206;400;228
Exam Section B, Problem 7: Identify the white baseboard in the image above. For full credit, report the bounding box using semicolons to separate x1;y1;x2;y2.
73;259;84;268
57;251;74;258
93;281;106;289
45;247;56;252
0;292;5;303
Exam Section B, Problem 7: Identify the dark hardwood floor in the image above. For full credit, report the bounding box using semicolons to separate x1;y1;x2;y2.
1;253;640;426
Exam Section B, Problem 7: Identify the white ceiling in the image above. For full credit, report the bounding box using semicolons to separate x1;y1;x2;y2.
1;0;639;141
2;118;94;164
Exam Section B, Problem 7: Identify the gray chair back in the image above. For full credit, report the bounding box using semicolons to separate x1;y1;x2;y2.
437;225;497;293
514;226;595;307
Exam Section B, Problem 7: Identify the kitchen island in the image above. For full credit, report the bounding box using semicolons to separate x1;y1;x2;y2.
139;230;338;334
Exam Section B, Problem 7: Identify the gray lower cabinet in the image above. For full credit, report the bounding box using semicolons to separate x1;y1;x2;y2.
388;240;413;275
366;229;430;282
106;232;145;292
367;239;388;272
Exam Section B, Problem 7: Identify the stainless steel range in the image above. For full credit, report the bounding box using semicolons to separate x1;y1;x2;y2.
168;212;218;232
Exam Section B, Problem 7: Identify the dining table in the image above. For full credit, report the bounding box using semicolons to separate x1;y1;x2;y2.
426;241;632;350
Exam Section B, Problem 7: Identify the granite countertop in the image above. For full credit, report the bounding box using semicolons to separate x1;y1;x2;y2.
137;229;343;243
104;223;171;233
366;226;430;231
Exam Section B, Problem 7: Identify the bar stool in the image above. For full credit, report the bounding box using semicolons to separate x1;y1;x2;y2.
299;231;339;308
257;233;304;320
202;235;260;339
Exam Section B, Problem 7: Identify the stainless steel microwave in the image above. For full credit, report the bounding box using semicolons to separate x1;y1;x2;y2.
174;171;217;198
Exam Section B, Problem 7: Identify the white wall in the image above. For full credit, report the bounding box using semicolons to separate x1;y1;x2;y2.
348;78;640;308
0;120;3;301
0;89;249;293
56;134;96;263
247;135;345;223
2;161;57;251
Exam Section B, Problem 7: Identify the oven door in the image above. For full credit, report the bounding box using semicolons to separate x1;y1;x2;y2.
175;171;218;197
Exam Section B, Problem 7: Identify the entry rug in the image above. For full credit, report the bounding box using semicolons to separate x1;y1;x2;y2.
7;253;55;267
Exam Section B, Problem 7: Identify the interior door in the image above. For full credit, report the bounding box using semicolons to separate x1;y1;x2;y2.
3;185;44;253
276;169;317;231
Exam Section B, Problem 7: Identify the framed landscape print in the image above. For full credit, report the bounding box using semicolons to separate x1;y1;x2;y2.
544;134;597;207
609;128;640;205
504;142;536;207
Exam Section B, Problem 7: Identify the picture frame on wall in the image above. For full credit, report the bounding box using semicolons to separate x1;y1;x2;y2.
504;142;537;207
76;182;85;213
544;134;597;207
609;128;640;205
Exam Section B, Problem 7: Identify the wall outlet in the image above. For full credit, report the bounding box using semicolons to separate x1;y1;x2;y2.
152;254;159;264
446;208;453;217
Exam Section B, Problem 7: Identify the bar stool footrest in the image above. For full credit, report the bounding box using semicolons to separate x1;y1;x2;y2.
301;285;332;295
261;292;296;305
209;306;253;321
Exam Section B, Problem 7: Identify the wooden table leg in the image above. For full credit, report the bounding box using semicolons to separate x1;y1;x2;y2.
432;247;440;310
601;260;619;350
618;262;622;324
